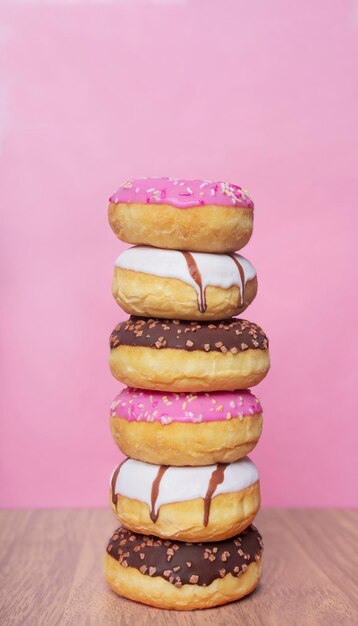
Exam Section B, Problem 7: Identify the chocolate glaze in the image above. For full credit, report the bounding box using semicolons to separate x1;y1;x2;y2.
106;525;263;587
110;317;268;353
203;464;228;527
150;465;169;522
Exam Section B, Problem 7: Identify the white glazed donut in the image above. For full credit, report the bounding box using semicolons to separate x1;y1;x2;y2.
112;246;257;320
110;457;260;542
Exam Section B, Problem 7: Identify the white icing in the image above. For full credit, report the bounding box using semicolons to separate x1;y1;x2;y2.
115;246;256;308
111;458;259;516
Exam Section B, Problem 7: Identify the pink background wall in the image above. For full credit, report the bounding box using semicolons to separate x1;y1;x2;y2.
0;1;357;508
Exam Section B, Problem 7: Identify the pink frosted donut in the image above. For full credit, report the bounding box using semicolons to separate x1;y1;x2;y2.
110;388;263;466
108;177;254;252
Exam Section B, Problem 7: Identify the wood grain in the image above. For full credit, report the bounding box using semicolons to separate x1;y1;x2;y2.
0;509;357;625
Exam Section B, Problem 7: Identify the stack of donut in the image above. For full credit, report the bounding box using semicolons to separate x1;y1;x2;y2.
104;177;269;610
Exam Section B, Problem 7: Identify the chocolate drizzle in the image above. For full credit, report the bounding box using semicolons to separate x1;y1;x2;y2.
106;525;263;587
111;458;129;506
203;463;228;526
181;252;206;312
111;460;236;527
110;317;269;353
150;465;169;522
228;254;246;307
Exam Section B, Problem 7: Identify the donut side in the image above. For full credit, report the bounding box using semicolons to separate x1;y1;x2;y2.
110;413;263;465
112;268;258;320
108;202;253;253
111;483;260;542
109;345;270;392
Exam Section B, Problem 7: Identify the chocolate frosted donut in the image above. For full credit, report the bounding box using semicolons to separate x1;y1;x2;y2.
112;246;258;321
108;177;254;253
109;317;270;392
104;525;263;609
110;388;263;465
110;457;260;541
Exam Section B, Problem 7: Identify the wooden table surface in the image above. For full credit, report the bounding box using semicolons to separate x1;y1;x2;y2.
0;508;357;625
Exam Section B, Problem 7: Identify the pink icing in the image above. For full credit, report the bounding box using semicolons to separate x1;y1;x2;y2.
110;388;262;426
109;177;253;209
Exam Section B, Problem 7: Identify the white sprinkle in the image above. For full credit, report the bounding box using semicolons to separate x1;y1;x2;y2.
199;182;208;188
146;188;155;193
186;187;193;194
161;416;173;425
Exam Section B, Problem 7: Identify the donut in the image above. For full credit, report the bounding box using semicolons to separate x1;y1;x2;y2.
108;177;254;253
110;457;260;542
104;525;263;609
109;317;270;392
110;388;263;465
112;246;257;321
